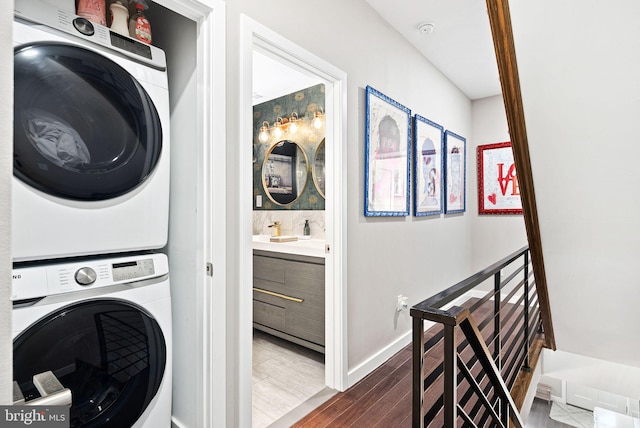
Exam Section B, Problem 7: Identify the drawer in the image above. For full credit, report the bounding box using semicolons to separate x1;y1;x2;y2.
286;312;324;345
285;261;324;293
253;300;285;331
253;255;285;283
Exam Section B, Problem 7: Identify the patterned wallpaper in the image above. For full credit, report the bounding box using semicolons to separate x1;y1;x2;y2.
253;83;325;211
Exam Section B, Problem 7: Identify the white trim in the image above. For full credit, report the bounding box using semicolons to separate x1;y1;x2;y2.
200;3;227;428
239;14;349;424
347;330;412;387
170;417;187;428
239;17;255;428
346;290;482;387
152;0;226;426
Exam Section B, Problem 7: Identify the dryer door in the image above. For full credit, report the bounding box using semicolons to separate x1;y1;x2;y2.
13;300;166;428
13;42;162;201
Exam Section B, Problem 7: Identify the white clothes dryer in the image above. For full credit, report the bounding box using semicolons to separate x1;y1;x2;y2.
13;0;170;262
12;252;172;428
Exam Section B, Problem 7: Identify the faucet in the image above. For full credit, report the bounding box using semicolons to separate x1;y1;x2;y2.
268;221;281;237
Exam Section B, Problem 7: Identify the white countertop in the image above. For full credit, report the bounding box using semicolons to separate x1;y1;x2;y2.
252;235;326;258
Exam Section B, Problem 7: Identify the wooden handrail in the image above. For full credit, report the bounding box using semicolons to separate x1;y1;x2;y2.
485;0;556;350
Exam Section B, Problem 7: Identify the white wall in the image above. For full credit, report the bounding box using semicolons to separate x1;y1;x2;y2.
510;0;640;369
470;95;527;271
150;6;200;427
542;349;640;401
0;0;13;405
226;0;473;380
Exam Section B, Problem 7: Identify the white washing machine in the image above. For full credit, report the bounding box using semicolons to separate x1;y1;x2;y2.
12;0;170;262
12;252;172;428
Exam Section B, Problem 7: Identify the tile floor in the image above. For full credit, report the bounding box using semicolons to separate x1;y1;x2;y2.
252;329;327;428
548;402;594;428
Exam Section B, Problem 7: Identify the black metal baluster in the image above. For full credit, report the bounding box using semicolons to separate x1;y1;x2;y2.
443;323;457;428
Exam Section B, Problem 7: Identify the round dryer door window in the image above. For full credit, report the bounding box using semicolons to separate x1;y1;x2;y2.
13;300;166;428
13;42;162;201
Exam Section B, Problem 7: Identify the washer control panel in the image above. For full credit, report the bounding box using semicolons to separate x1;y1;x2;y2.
112;259;155;282
11;253;168;301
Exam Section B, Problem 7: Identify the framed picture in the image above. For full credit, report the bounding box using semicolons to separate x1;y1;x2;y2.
444;130;466;214
364;85;411;216
413;115;444;216
477;142;522;215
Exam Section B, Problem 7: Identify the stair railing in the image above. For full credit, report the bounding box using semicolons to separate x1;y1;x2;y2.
411;246;540;428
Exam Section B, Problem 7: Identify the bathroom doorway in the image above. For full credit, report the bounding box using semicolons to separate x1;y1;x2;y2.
251;52;327;426
240;16;347;427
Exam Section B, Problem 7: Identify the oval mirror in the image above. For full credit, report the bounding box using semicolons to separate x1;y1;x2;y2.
262;140;309;206
313;139;326;199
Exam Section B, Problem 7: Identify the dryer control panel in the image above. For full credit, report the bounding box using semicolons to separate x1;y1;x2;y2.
11;253;169;302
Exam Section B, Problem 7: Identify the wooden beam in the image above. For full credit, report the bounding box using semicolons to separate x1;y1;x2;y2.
485;0;556;350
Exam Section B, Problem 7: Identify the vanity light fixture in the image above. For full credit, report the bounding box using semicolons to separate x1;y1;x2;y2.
258;111;307;143
312;106;324;130
258;121;270;143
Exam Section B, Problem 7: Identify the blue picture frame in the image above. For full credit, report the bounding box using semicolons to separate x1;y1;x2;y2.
364;85;411;217
413;115;444;216
444;130;467;214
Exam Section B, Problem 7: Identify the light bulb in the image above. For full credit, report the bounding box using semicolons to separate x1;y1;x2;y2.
289;112;299;133
272;118;283;139
312;112;323;129
258;121;269;142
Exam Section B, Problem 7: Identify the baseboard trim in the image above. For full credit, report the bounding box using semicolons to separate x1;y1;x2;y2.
346;290;484;388
347;329;413;388
171;416;186;428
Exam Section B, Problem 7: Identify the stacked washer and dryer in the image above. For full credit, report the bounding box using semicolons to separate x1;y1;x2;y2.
11;0;172;426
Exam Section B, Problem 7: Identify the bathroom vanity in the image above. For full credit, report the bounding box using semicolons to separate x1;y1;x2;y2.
252;237;325;353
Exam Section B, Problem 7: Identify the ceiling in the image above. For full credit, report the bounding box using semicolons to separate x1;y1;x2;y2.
252;51;323;106
365;0;501;100
252;1;501;103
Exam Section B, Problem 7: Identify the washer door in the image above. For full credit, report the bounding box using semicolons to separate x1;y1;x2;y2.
13;300;166;428
13;42;162;201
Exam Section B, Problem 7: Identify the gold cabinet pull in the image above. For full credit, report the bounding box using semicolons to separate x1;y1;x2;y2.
253;287;303;303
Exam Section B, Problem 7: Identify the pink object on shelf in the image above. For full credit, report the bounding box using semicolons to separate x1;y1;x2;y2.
76;0;106;26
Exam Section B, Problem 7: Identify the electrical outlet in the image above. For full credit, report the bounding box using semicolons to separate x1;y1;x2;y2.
397;295;409;312
256;195;262;208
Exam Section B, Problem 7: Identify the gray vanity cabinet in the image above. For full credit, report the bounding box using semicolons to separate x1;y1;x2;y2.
252;250;325;353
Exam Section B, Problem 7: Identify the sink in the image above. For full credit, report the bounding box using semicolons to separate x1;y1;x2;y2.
252;235;325;258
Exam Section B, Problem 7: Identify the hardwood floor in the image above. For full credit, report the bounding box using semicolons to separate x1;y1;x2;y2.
291;298;544;427
291;345;552;428
292;345;413;427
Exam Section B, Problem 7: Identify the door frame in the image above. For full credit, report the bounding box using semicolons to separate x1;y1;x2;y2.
239;14;348;423
152;0;226;426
